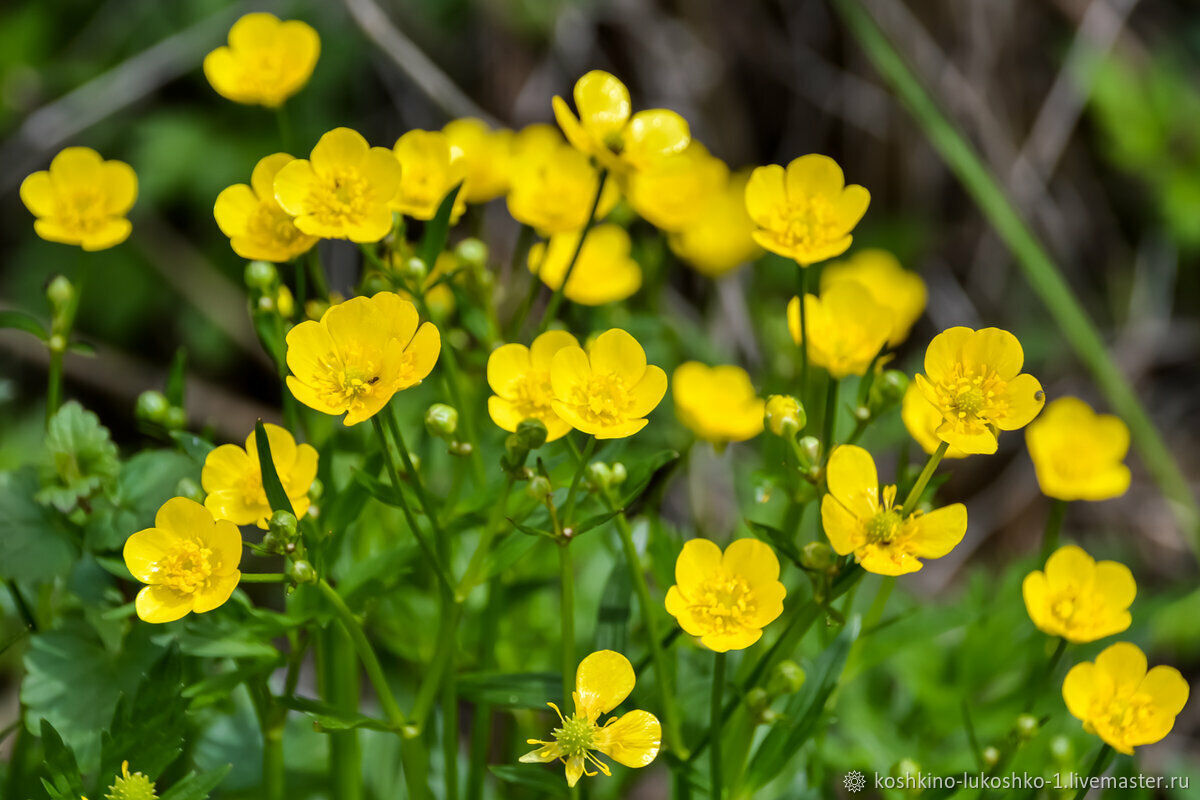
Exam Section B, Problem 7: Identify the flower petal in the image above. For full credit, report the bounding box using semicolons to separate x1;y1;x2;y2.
587;329;647;385
825;445;879;520
674;538;722;590
154;497;214;538
575;649;636;721
135;585;192;624
721;538;781;590
594;710;661;768
908;504;967;559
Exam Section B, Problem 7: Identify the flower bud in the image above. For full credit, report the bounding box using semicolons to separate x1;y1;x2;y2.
527;475;553;501
892;758;922;796
360;272;391;296
402;257;428;283
449;440;473;457
135;390;170;424
765;394;806;437
1015;713;1039;739
47;334;67;353
164;406;187;430
586;461;613;489
305;299;330;321
288;559;317;584
799;542;835;572
175;477;205;504
515;418;548;451
425;403;459;438
767;660;807;696
609;462;627;485
269;509;299;539
870;370;909;411
45;274;75;311
256;295;276;313
1049;735;1072;762
276;285;295;319
455;237;488;270
744;687;769;715
308;478;324;501
244;260;277;290
982;746;1000;768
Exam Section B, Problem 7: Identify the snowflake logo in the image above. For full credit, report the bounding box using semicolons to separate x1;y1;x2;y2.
843;770;866;793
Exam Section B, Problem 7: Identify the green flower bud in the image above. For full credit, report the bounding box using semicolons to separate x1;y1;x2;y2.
288;559;317;584
360;272;391;296
1015;713;1039;739
402;257;428;282
744;687;769;715
455;237;488;269
308;478;324;501
765;394;806;437
163;406;187;430
425;403;459;438
767;660;807;696
799;542;836;572
797;435;821;465
244;260;277;290
892;758;922;796
135;390;170;423
45;274;75;311
516;418;549;450
269;509;299;539
982;746;1000;768
47;334;67;353
586;461;612;489
609;463;627;485
449;440;473;457
256;295;276;313
870;369;909;411
527;475;553;501
174;477;204;504
305;298;330;321
1049;735;1072;762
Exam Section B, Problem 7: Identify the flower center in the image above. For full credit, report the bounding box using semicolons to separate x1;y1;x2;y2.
569;372;632;426
553;713;597;757
1101;694;1156;740
689;573;756;635
934;370;1007;429
510;372;555;420
308;167;372;226
314;351;383;409
56;188;108;232
773;196;837;253
866;510;903;544
155;540;215;595
249;203;306;249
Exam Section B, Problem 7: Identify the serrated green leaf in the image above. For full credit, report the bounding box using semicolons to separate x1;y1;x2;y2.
85;450;198;552
39;718;84;800
418;183;463;269
36;401;120;513
0;467;75;581
0;309;48;340
99;648;187;782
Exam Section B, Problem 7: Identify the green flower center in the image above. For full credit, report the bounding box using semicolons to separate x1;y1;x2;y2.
553;714;597;757
106;763;157;800
866;510;903;544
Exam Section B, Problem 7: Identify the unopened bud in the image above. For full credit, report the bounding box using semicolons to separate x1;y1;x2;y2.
527;475;553;501
305;299;330;321
164;406;187;430
870;370;909;411
360;272;391;296
288;559;317;584
46;275;75;311
455;237;488;269
586;461;612;489
797;435;821;465
47;334;67;353
175;477;204;503
892;758;921;795
425;403;459;438
765;394;806;437
982;746;1000;768
515;418;548;450
449;440;473;456
1049;735;1071;762
244;260;277;290
800;542;835;572
744;687;769;715
135;390;170;423
256;295;276;313
609;463;627;485
308;478;324;501
402;257;428;282
1015;713;1039;739
269;509;299;539
767;660;807;696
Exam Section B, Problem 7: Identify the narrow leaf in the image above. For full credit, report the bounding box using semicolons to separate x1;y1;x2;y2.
417;182;463;269
157;765;231;800
488;765;565;794
0;309;48;340
253;419;293;514
166;347;187;406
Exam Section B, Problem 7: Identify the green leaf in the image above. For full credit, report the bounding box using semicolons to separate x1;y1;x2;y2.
99;648;188;781
0;467;75;581
155;613;280;660
278;695;398;732
488;764;565;794
157;765;231;800
571;508;621;536
594;560;632;653
481;532;540;581
85;450;198;552
39;718;84;800
353;467;405;509
621;449;681;516
166;347;188;406
254;419;294;514
744;518;802;566
170;431;215;464
458;671;560;709
417;183;464;269
36;401;120;513
508;517;556;539
0;309;48;340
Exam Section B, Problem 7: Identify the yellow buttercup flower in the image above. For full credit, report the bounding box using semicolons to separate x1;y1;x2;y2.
1063;642;1188;754
915;327;1045;455
203;13;319;108
507;142;618;234
787;282;892;379
821;445;967;576
901;383;967;459
527;224;641;305
273;127;401;242
669;171;762;278
520;650;660;787
105;761;157;800
820;249;926;347
552;70;690;174
391;130;467;221
672;362;765;444
1026;397;1131;501
1023;545;1135;643
214;153;317;262
764;394;805;437
20;147;137;251
201;423;318;528
627;144;727;232
550;329;667;439
442;118;513;203
745;154;869;265
487;331;580;443
285;292;440;425
123;497;242;624
664;538;786;651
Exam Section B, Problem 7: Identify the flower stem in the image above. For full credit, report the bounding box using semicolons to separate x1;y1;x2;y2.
1071;744;1114;800
795;265;809;402
559;542;576;707
561;436;597;527
316;625;362;800
1039;500;1067;563
821;377;840;452
456;476;515;601
1023;637;1068;714
384;406;446;539
45;259;89;427
240;573;286;583
710;651;727;800
899;441;948;518
536;170;608;334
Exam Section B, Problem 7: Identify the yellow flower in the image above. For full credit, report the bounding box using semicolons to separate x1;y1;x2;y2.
900;383;967;459
507;142;618;234
487;331;580;443
745;154;870;265
1023;545;1135;643
203;13;319;108
214;153;317;262
627;144;727;232
20;147;137;251
915;327;1045;455
442;118;513;203
1063;642;1188;754
672;362;765;444
668;171;762;278
123;497;242;624
285;292;440;425
549;329;667;439
1026;397;1131;501
527;224;641;305
201;423;318;528
764;394;806;437
787;282;892;379
520;650;660;787
391;130;467;221
664;538;785;651
105;761;157;800
820;249;926;346
821;445;967;576
273;127;401;242
552;70;690;174
511;123;565;158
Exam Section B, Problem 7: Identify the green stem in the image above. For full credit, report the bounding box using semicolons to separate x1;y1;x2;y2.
317;626;361;800
536;170;608;333
384;406;446;539
561;436;597;526
456;477;515;601
559;542;576;707
604;489;688;759
822;377;840;452
795;265;810;402
1023;638;1068;714
262;718;284;800
832;0;1200;554
240;573;287;583
1039;500;1067;563
1071;745;1114;800
307;248;330;301
46;348;64;427
710;652;726;800
411;601;465;730
465;579;502;800
899;441;948;518
275;105;294;152
441;654;460;800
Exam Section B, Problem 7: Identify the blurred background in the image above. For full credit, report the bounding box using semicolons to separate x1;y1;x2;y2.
2;0;1200;795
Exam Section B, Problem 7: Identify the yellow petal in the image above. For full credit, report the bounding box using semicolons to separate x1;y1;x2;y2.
19;171;54;217
99;160;138;216
213;184;258;238
963;327;1024;381
820;494;863;556
1140;666;1189;717
594;710;661;768
310;127;369;175
831;184;870;233
287;376;342;416
519;741;564;764
1062;662;1098;721
626;365;667;419
50;147;103;189
574;649;635;721
273;159;315;215
744;165;786;226
1021;571;1052;633
285;319;336;383
124;527;178;583
908;504;967;559
396;322;441;388
1043;544;1094;588
785;154;845;200
573;70;631;140
203;490;261;528
825;445;878;520
288;443;320;501
201;443;253;493
1095;642;1148;689
587;329;647;385
674;538;722;590
564;754;585;788
994;374;1045;431
1092;560;1135;617
623;109;690;166
486;344;533;396
700;628;762;652
251;153;295;200
80;219;132;251
552;95;593;157
228;12;281;50
922;327;973;384
192;571;240;614
936;422;997;455
721;538;781;590
154;496;214;538
135;585;192;624
857;546;924;576
206;519;244;575
530;331;580;371
549;346;592;401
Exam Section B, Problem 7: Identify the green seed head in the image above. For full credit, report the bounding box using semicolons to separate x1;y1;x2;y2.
553;714;596;757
